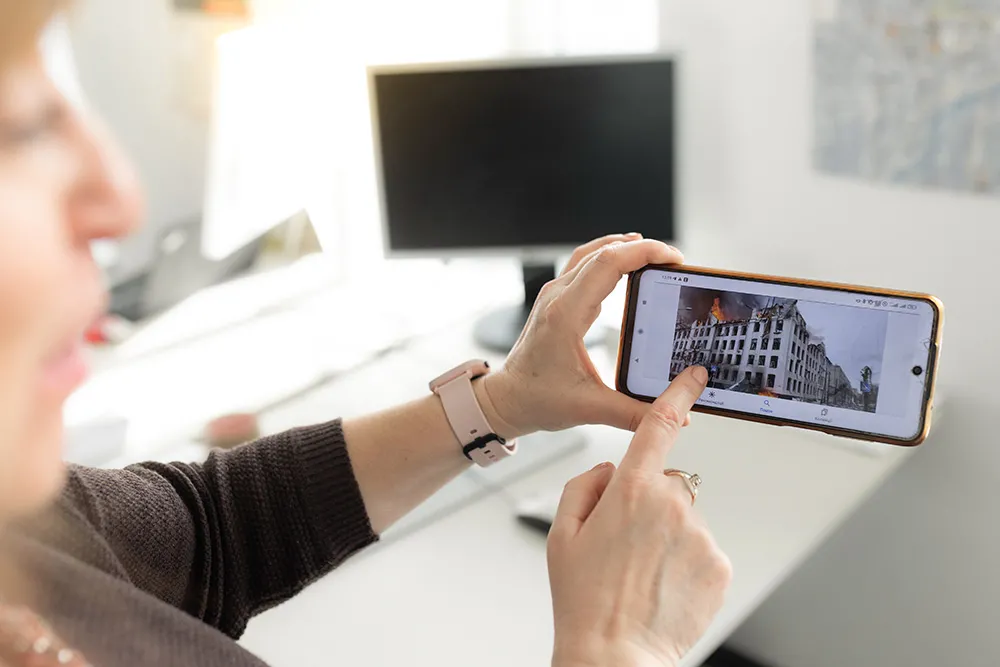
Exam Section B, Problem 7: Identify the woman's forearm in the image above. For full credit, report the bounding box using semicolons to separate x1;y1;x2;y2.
340;238;682;535
341;377;512;534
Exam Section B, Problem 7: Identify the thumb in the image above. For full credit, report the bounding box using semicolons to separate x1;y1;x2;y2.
551;463;616;538
591;387;692;432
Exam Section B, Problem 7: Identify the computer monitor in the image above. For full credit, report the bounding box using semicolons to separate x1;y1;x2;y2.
370;55;676;351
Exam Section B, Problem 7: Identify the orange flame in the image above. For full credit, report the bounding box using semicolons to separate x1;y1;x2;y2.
758;389;780;398
710;297;727;322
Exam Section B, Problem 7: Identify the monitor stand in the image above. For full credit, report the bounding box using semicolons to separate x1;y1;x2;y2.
473;261;604;353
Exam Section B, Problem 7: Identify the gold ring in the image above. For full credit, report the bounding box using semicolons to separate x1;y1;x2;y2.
663;469;701;505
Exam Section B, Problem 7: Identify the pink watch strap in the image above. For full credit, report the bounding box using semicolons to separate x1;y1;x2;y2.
430;361;517;467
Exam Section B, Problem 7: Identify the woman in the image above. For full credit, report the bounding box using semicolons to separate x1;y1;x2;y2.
0;3;732;666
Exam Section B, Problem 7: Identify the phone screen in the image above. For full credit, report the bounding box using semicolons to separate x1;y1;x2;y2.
622;268;941;442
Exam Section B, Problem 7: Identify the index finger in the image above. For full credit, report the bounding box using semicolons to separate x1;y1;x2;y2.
619;365;708;472
563;240;684;308
560;233;643;277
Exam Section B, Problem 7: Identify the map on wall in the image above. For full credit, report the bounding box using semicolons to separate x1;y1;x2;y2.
814;0;1000;197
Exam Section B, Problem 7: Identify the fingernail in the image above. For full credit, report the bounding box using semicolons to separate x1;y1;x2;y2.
591;462;613;471
626;232;643;239
692;365;708;383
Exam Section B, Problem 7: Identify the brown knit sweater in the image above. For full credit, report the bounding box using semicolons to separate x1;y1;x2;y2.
0;419;378;666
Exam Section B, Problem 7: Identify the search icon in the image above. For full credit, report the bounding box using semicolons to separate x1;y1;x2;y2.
763;399;771;407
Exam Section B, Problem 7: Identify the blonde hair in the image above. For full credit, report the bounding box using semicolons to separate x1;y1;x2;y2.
0;1;68;64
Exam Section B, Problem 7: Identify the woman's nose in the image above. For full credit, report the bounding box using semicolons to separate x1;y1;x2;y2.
68;115;143;243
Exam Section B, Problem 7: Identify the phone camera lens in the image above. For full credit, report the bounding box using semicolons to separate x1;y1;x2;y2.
912;366;923;377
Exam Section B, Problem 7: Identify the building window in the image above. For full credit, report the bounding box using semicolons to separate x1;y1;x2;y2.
754;372;762;386
747;355;755;366
745;371;752;383
750;339;758;350
726;354;733;364
742;325;748;335
754;322;761;332
738;340;745;350
770;356;778;368
730;340;736;350
735;354;742;365
762;338;769;350
772;338;781;350
786;377;792;391
713;340;720;349
789;360;794;372
767;374;776;388
776;320;784;333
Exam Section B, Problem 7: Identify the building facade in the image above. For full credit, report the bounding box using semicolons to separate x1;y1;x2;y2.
671;299;856;403
826;364;859;408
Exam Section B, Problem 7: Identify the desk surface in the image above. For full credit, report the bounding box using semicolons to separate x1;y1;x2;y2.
74;257;921;667
237;321;916;667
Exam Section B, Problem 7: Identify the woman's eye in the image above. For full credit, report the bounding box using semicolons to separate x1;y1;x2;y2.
1;104;65;146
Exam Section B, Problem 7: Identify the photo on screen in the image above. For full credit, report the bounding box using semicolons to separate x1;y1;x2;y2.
668;287;888;413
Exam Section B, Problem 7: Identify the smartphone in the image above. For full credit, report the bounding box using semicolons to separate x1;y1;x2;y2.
616;265;943;446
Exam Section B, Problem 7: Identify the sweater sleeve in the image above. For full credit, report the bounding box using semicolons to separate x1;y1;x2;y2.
37;419;378;639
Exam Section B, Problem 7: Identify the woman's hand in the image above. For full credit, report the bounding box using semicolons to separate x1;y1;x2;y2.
477;234;685;439
547;366;732;667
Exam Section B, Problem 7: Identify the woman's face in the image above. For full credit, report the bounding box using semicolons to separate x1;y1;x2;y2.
0;49;140;520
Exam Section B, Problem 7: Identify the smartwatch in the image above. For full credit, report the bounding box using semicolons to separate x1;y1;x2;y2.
430;360;517;467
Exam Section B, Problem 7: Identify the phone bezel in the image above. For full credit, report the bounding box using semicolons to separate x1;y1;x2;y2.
616;265;944;446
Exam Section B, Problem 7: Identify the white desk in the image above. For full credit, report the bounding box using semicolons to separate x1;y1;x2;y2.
72;256;926;667
237;320;920;667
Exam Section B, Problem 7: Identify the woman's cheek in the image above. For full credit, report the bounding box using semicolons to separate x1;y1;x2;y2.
0;196;74;519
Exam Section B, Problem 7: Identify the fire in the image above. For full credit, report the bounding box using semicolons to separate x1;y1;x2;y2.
758;389;780;398
710;297;727;322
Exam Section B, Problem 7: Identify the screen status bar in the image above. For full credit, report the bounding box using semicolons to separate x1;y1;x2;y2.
650;270;925;315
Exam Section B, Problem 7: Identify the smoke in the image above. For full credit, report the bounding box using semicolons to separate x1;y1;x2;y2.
677;288;797;326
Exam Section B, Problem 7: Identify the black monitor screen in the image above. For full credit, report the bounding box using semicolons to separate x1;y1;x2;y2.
372;58;676;252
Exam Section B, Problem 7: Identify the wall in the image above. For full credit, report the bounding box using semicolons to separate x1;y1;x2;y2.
658;2;999;666
66;1;224;283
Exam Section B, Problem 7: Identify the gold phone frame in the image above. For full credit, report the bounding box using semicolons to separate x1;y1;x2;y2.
616;265;944;446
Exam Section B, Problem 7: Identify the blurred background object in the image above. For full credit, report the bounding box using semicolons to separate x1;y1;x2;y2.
370;56;676;350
